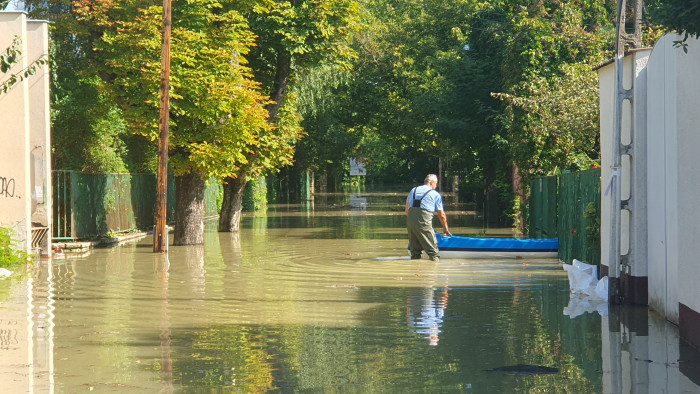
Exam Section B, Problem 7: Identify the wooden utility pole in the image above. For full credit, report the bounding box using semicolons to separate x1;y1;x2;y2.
153;0;172;253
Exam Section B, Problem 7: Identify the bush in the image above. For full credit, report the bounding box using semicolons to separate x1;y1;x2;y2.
0;227;33;268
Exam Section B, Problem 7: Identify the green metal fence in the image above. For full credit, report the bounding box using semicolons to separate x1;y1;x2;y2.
529;176;558;238
529;169;601;265
53;171;221;241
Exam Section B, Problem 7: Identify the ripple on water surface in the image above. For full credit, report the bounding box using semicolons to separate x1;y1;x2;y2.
2;192;613;392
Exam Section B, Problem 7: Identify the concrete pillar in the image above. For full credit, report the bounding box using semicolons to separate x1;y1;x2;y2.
598;48;651;305
0;12;51;255
26;19;51;256
0;12;31;252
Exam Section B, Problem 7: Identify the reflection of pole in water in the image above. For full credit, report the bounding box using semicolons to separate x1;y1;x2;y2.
156;254;173;393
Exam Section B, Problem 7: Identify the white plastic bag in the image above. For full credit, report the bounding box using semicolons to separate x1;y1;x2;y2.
564;294;609;318
562;259;608;317
563;259;598;296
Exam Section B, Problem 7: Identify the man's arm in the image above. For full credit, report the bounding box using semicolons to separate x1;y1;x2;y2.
405;200;410;215
436;210;452;236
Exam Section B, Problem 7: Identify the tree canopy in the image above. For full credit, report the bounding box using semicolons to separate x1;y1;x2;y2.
73;0;277;179
20;0;692;231
647;0;700;46
293;0;619;227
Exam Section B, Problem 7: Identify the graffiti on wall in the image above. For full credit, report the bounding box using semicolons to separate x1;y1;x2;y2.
0;176;18;198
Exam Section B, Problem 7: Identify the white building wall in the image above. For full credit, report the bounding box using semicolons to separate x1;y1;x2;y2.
674;36;700;319
0;12;31;251
646;34;680;323
604;33;700;342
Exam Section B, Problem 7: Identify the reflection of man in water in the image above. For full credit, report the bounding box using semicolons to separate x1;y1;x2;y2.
406;287;449;346
405;174;451;261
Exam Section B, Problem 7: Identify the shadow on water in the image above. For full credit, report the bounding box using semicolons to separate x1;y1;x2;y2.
0;189;699;392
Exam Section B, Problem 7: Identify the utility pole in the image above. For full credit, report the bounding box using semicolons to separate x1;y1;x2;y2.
610;0;643;301
153;0;172;253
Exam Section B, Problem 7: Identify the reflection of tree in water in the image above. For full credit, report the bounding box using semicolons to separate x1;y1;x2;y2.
258;289;455;392
168;326;276;390
160;229;600;391
496;287;600;393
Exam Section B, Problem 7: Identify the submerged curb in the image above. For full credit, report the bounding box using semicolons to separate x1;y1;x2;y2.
54;232;149;254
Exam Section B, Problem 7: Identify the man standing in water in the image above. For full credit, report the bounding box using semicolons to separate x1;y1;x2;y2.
405;174;452;261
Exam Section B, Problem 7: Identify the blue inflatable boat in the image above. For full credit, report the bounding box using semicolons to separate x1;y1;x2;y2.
435;233;558;259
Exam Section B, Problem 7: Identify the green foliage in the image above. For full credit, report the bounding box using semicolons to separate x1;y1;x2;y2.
584;201;600;251
647;0;700;49
296;0;483;184
0;228;33;268
245;93;305;181
492;58;605;177
243;177;268;214
1;36;48;95
463;0;618;224
246;0;362;89
238;0;362;185
50;74;135;172
485;0;615;178
24;1;146;173
73;0;274;180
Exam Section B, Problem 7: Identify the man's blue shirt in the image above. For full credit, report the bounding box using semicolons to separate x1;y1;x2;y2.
406;185;443;212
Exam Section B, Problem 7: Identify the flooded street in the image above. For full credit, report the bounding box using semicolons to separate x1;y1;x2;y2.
2;190;700;392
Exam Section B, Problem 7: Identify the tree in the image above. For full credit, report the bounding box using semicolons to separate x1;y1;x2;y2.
75;0;273;244
295;0;619;228
23;0;148;173
466;0;616;232
295;0;484;186
218;0;363;232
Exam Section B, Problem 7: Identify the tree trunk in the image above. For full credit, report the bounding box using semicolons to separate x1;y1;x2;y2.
218;48;291;232
219;49;291;232
174;172;206;245
266;48;292;120
218;175;248;232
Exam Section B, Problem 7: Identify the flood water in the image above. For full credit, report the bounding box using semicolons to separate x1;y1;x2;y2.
2;190;700;392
